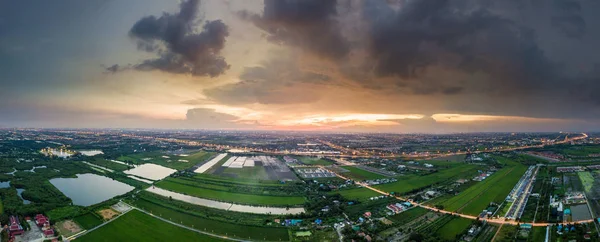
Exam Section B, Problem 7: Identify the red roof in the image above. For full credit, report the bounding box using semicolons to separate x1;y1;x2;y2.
43;229;54;236
35;214;48;226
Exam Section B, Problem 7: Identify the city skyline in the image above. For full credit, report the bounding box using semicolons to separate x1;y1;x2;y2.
2;0;600;132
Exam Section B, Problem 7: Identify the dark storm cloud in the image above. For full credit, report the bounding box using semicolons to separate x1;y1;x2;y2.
239;0;349;59
362;0;558;86
551;0;586;39
117;0;230;77
235;0;600;119
205;56;330;105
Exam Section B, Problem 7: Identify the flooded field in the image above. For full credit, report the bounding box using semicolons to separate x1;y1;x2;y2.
50;173;134;206
146;186;305;215
124;163;176;181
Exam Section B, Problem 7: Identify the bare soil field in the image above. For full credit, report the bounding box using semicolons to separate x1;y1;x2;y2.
56;220;82;237
98;208;120;220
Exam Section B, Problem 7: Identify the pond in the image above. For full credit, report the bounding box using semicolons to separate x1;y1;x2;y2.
50;173;134;206
0;181;10;188
124;163;176;181
16;188;31;204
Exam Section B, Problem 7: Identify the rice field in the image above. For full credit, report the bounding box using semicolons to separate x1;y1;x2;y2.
334;188;382;201
340;166;386;180
375;164;479;195
77;210;227;242
133;198;290;241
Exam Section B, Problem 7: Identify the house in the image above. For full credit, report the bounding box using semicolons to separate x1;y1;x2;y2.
364;212;372;218
424;163;434;168
43;228;55;237
35;214;49;227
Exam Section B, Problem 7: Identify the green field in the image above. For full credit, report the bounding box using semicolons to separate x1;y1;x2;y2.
118;151;214;170
578;171;594;193
388;207;429;224
459;166;528;216
155;180;305;206
133;198;290;241
426;154;467;162
438;165;525;213
341;166;386;180
77;210;227;242
435;217;472;241
73;213;103;229
528;226;546;242
297;156;334;166
192;173;286;186
374;164;479;195
334;188;382;201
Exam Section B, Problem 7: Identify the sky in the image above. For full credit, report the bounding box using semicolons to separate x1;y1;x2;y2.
1;0;600;133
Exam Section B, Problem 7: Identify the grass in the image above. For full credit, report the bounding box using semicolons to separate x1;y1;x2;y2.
340;166;386;180
439;166;523;212
493;225;518;242
55;220;82;238
388;207;428;224
77;210;228;242
334;188;382;201
296;156;334;166
73;213;103;229
578;171;594;193
133;198;290;241
374;164;479;195
118;151;215;170
528;226;546;242
155;180;305;206
426;154;467;162
459;166;528;216
193;173;286;186
435;217;472;241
